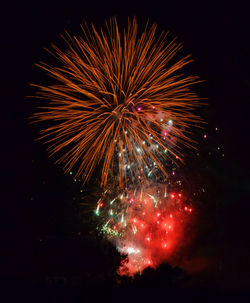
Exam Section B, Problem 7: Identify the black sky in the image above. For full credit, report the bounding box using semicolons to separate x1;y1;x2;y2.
2;0;250;301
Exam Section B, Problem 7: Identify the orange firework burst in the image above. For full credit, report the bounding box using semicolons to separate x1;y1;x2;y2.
32;17;203;187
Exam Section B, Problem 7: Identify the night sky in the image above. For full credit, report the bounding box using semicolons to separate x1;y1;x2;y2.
3;0;250;301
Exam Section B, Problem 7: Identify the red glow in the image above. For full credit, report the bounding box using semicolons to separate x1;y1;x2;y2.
100;186;195;277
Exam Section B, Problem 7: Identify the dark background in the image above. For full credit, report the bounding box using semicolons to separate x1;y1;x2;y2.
2;0;250;301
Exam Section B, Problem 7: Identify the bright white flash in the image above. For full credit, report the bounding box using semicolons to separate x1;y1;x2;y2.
118;246;141;255
126;247;141;254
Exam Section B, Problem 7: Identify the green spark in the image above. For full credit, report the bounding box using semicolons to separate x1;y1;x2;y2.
110;198;115;205
95;205;100;216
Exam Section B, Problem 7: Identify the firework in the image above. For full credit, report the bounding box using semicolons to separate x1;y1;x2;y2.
94;183;193;276
32;17;203;187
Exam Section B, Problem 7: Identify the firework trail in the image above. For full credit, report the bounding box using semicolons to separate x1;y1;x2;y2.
32;17;203;188
33;17;204;276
